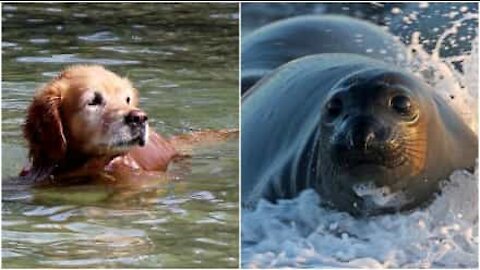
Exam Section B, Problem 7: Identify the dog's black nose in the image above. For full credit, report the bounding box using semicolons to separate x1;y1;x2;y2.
125;110;148;125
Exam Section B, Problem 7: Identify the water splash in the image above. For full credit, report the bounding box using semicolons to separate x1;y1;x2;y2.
406;12;478;132
243;167;477;268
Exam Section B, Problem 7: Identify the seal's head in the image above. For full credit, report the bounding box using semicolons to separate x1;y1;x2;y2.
317;69;433;215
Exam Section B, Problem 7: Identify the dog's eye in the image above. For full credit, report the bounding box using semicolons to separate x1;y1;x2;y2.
126;97;130;104
88;92;103;106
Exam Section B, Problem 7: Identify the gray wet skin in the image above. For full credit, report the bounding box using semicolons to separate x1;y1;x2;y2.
241;16;478;216
241;15;408;94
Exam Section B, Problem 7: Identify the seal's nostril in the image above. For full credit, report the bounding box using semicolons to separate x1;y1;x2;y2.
345;116;380;151
365;132;375;146
348;130;375;151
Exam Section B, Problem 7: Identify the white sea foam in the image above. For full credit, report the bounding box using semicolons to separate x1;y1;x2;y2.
352;183;409;208
242;168;477;268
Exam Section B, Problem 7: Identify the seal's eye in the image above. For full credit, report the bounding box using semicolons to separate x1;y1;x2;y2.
326;98;343;118
126;96;131;104
88;92;104;106
390;95;412;116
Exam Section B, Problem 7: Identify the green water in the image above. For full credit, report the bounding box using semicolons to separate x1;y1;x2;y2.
2;3;239;268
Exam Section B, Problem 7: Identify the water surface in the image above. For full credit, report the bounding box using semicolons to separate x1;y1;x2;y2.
2;3;239;268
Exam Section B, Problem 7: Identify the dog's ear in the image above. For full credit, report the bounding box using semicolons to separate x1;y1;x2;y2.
23;79;67;169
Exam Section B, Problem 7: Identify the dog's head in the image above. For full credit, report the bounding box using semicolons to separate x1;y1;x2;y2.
24;65;149;168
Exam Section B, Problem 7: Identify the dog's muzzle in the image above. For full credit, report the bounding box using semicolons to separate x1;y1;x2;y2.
125;110;148;146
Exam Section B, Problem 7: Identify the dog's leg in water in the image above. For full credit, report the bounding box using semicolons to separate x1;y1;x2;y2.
169;128;239;156
126;128;237;171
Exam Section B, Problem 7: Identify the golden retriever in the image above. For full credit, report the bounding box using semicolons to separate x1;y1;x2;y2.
20;65;236;184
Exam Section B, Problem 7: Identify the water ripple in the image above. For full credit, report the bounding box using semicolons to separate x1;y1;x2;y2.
16;54;140;65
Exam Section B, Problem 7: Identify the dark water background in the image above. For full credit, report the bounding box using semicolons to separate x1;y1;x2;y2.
242;2;477;58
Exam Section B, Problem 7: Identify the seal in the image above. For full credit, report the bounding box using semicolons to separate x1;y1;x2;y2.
242;15;408;94
241;17;477;216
